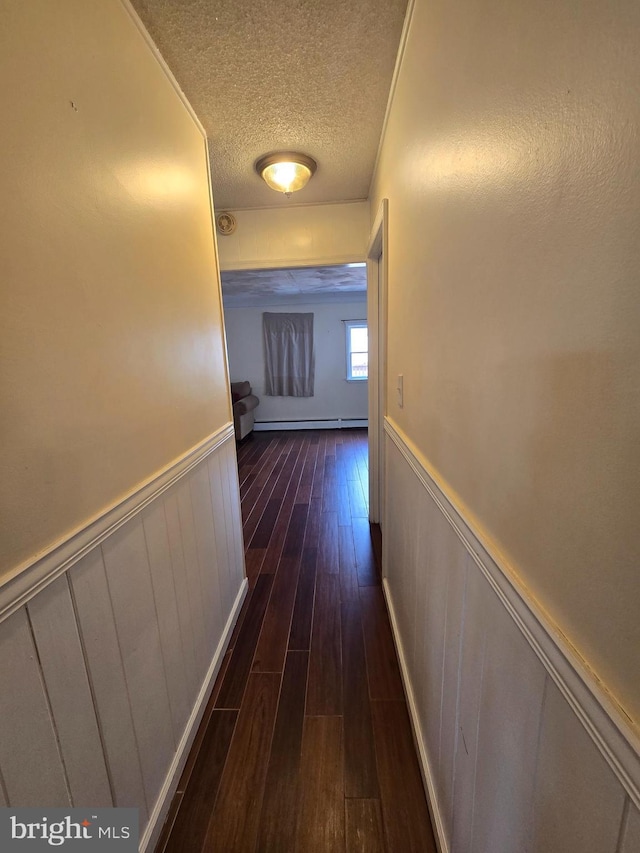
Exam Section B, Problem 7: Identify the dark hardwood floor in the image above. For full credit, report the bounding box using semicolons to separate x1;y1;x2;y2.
157;429;436;853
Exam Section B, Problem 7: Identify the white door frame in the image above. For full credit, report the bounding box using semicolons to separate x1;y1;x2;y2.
367;199;388;530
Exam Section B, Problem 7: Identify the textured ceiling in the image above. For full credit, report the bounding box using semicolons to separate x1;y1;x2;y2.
221;264;367;302
130;0;408;210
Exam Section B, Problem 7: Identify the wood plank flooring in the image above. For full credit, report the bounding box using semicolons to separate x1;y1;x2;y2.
157;429;436;853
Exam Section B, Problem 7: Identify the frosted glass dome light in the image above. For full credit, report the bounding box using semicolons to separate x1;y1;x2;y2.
255;152;317;196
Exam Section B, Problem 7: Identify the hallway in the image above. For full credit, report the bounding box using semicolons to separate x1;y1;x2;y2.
158;429;436;852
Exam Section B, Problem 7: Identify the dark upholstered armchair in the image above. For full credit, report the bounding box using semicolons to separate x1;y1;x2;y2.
231;381;260;440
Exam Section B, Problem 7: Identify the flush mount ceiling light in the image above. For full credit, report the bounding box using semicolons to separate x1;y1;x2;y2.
255;152;317;196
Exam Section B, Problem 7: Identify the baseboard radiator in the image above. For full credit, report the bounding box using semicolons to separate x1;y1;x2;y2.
254;418;368;431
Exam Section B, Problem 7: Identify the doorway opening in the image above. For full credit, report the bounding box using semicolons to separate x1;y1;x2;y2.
220;263;369;435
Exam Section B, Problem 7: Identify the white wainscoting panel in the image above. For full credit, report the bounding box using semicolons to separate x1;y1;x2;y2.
70;547;150;817
176;481;209;674
471;596;546;852
229;445;247;583
142;502;192;746
383;419;639;853
0;426;246;850
208;453;232;616
451;565;489;853
211;440;246;619
0;608;70;807
163;491;199;700
101;520;176;810
436;530;467;837
531;678;625;852
189;465;224;651
220;453;239;596
27;576;113;807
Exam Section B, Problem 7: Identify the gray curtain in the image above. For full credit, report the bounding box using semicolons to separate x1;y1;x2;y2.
263;312;315;397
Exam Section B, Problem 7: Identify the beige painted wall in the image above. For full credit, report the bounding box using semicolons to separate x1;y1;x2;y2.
0;1;230;577
371;0;640;721
216;201;369;270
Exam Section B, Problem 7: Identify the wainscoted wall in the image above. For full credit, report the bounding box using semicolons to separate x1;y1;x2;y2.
383;419;640;853
1;5;245;850
0;427;246;852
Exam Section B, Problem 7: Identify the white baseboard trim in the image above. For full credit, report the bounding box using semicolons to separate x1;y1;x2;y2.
382;577;450;853
140;577;248;853
0;423;235;626
254;418;368;431
384;416;640;812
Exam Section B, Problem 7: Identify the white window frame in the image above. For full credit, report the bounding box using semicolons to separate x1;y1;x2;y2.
345;320;368;381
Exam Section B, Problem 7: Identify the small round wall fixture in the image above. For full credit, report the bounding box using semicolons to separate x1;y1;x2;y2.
216;211;237;235
255;152;317;196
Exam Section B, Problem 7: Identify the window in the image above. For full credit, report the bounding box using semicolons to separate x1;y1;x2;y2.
345;320;368;381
